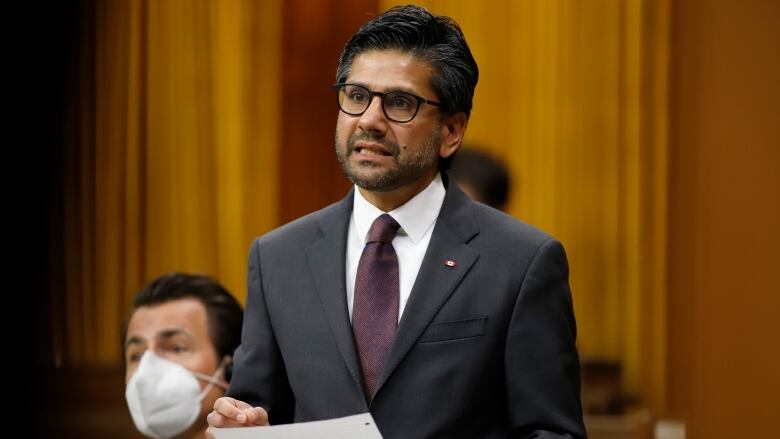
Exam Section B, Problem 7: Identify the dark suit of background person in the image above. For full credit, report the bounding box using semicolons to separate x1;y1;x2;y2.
212;5;586;439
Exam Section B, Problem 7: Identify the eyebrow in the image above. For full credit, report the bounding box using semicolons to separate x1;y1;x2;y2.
124;328;193;352
347;81;423;97
124;336;146;352
157;328;192;342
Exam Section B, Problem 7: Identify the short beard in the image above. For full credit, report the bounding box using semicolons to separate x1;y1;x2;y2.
335;126;441;192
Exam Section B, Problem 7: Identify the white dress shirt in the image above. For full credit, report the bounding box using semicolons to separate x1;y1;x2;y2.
346;173;446;322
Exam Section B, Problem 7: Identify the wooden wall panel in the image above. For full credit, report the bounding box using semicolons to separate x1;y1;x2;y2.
280;0;379;222
668;0;780;436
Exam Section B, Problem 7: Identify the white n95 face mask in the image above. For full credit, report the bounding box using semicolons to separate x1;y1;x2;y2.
125;351;227;439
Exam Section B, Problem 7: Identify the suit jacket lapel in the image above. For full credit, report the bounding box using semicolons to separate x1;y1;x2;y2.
373;181;480;399
306;190;366;398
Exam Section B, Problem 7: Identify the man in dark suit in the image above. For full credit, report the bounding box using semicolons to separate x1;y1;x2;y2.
208;5;586;438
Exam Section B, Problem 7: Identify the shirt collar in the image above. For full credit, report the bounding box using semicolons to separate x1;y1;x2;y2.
353;173;446;245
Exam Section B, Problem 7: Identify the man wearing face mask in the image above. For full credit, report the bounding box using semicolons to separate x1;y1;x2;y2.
122;273;244;439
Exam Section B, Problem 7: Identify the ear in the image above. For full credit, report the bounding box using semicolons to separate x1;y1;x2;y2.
439;112;468;159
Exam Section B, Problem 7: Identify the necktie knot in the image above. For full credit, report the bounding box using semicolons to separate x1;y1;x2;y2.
366;214;400;244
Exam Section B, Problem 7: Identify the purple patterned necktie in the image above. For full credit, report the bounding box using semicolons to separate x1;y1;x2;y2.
352;213;401;400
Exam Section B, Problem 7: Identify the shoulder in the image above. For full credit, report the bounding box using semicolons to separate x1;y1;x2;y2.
464;201;560;259
252;197;351;254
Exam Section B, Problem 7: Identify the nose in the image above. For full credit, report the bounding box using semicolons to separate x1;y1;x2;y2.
356;95;389;135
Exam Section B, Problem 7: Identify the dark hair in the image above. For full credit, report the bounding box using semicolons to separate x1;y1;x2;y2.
336;5;479;119
121;273;243;362
449;148;511;210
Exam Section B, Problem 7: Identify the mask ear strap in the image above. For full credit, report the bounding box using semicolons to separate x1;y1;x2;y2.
192;356;230;393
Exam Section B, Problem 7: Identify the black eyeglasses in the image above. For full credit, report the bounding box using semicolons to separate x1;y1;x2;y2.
334;83;440;123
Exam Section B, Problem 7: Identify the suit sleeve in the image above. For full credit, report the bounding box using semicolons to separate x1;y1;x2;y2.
226;237;295;424
506;238;587;439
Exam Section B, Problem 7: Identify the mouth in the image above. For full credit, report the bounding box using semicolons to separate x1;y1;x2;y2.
353;141;394;158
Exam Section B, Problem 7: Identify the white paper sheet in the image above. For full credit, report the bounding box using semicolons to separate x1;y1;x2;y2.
210;413;383;439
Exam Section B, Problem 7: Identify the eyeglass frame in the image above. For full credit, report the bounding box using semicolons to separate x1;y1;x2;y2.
333;83;441;123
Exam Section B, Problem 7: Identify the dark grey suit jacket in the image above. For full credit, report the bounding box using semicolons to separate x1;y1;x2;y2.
228;179;587;438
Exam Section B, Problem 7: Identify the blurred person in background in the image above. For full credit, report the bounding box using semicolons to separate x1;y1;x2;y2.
122;273;243;439
449;147;511;212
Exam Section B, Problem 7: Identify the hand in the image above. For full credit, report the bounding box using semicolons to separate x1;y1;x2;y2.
206;396;269;435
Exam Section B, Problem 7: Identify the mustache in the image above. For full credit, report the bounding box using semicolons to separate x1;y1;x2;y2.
346;133;400;156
